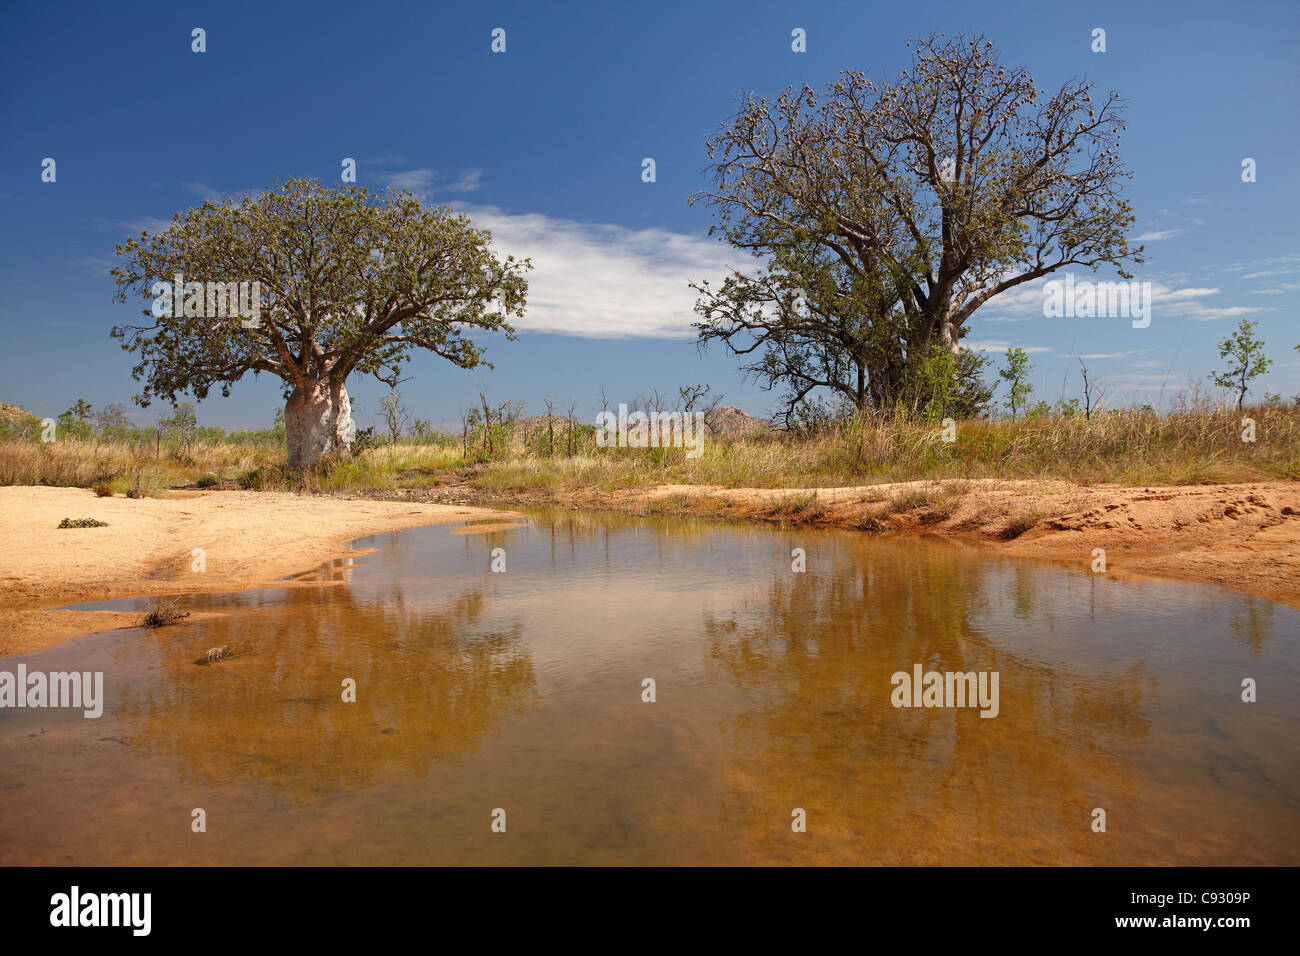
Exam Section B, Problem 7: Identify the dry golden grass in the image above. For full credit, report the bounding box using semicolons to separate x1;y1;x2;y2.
1;403;1296;496
464;403;1299;493
0;437;280;490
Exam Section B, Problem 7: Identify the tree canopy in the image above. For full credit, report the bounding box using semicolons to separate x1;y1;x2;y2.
692;32;1143;420
111;179;530;466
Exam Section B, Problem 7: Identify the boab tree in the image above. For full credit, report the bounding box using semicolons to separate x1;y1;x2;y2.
692;32;1143;416
111;179;529;467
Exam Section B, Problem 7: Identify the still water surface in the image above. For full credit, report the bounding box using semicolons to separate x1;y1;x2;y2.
1;509;1296;864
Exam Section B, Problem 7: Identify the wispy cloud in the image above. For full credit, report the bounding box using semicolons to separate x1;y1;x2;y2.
1172;301;1272;321
1133;229;1179;242
1242;268;1298;279
1157;286;1220;300
179;181;224;203
442;169;484;194
466;206;746;338
979;275;1268;324
376;167;485;199
118;216;175;236
963;340;1052;354
378;168;435;195
74;255;117;278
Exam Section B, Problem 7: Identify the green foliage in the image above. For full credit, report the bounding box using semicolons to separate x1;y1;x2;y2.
58;517;109;528
998;348;1035;419
110;179;532;467
907;344;994;421
349;426;384;454
692;32;1141;422
0;410;44;441
1212;319;1272;409
57;399;95;440
111;179;532;409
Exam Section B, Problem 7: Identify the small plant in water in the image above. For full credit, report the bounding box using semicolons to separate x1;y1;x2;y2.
195;644;235;666
58;517;108;528
142;598;190;628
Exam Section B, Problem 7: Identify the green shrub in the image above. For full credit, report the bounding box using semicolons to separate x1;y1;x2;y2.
58;517;108;528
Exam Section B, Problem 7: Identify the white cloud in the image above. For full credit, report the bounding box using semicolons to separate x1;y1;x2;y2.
467;206;744;338
1155;286;1219;301
1173;303;1272;321
377;168;484;198
378;169;436;194
443;169;484;194
1144;284;1270;322
962;340;1052;354
971;280;1050;322
975;274;1267;325
118;216;175;235
180;181;224;203
1242;268;1298;279
1133;229;1179;241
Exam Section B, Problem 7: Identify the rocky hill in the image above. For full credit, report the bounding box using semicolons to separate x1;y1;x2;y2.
703;405;774;436
0;402;38;423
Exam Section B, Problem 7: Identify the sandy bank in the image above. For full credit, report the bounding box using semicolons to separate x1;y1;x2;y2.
0;487;521;655
640;479;1300;607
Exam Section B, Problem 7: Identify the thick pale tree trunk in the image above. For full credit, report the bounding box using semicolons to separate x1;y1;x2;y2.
940;318;962;356
285;379;355;469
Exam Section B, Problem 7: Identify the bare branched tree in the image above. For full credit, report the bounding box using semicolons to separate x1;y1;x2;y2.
378;382;411;442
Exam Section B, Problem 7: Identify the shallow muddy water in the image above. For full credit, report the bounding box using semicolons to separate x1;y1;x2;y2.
1;509;1296;865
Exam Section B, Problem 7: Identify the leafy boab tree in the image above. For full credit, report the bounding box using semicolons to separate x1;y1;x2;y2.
693;32;1143;414
111;179;530;468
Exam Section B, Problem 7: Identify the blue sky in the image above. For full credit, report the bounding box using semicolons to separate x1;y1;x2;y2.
1;0;1297;429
